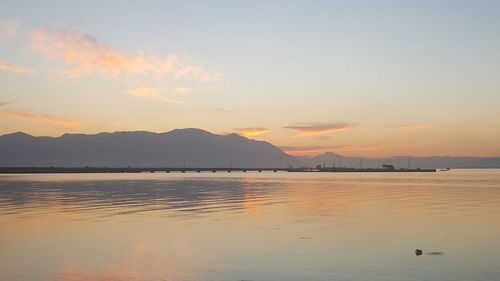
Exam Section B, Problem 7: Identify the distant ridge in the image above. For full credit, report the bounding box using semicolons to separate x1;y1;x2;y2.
297;152;500;169
1;129;499;169
0;129;297;168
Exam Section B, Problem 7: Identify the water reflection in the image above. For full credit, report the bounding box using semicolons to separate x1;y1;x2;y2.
0;178;281;218
1;171;500;281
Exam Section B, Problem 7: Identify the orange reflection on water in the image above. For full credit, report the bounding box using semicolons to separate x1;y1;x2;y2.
56;230;200;281
287;180;354;218
0;206;82;239
242;192;265;221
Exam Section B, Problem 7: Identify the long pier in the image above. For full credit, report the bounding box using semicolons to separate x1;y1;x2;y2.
0;167;436;174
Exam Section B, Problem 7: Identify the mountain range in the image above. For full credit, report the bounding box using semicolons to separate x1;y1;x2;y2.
298;152;500;169
1;129;499;169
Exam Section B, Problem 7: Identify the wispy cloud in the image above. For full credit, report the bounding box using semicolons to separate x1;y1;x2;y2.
391;125;429;131
0;20;18;41
31;25;222;81
284;122;355;137
2;110;79;127
124;87;184;104
0;101;12;107
214;107;233;114
235;127;270;138
281;145;379;156
0;61;34;74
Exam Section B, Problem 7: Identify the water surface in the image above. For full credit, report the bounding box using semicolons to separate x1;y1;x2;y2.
1;170;500;281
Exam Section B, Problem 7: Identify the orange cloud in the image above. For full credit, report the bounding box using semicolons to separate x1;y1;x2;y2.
0;101;12;107
284;123;355;137
2;110;79;127
235;127;270;138
281;145;379;156
124;87;184;104
0;61;34;74
0;20;17;41
31;25;221;81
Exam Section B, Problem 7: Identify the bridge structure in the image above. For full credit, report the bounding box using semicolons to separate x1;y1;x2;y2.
0;167;436;174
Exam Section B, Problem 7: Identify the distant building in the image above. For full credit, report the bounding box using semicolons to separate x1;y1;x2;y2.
382;164;395;170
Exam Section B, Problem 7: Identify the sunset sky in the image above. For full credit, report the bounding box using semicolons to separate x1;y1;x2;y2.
1;0;499;157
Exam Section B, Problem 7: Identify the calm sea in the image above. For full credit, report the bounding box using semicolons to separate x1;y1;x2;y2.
1;170;500;281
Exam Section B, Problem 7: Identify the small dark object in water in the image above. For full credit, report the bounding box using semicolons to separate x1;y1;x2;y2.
415;249;444;256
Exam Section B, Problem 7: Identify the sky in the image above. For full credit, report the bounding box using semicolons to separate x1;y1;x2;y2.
0;0;499;158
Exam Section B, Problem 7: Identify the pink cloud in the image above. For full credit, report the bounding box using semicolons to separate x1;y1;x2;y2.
398;125;428;131
284;122;355;137
0;61;34;74
2;109;79;127
31;25;221;81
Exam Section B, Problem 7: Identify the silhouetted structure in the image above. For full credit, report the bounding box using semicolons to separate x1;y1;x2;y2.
0;167;436;174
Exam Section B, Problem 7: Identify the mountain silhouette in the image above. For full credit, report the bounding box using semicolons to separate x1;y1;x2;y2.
0;129;297;168
1;129;499;168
